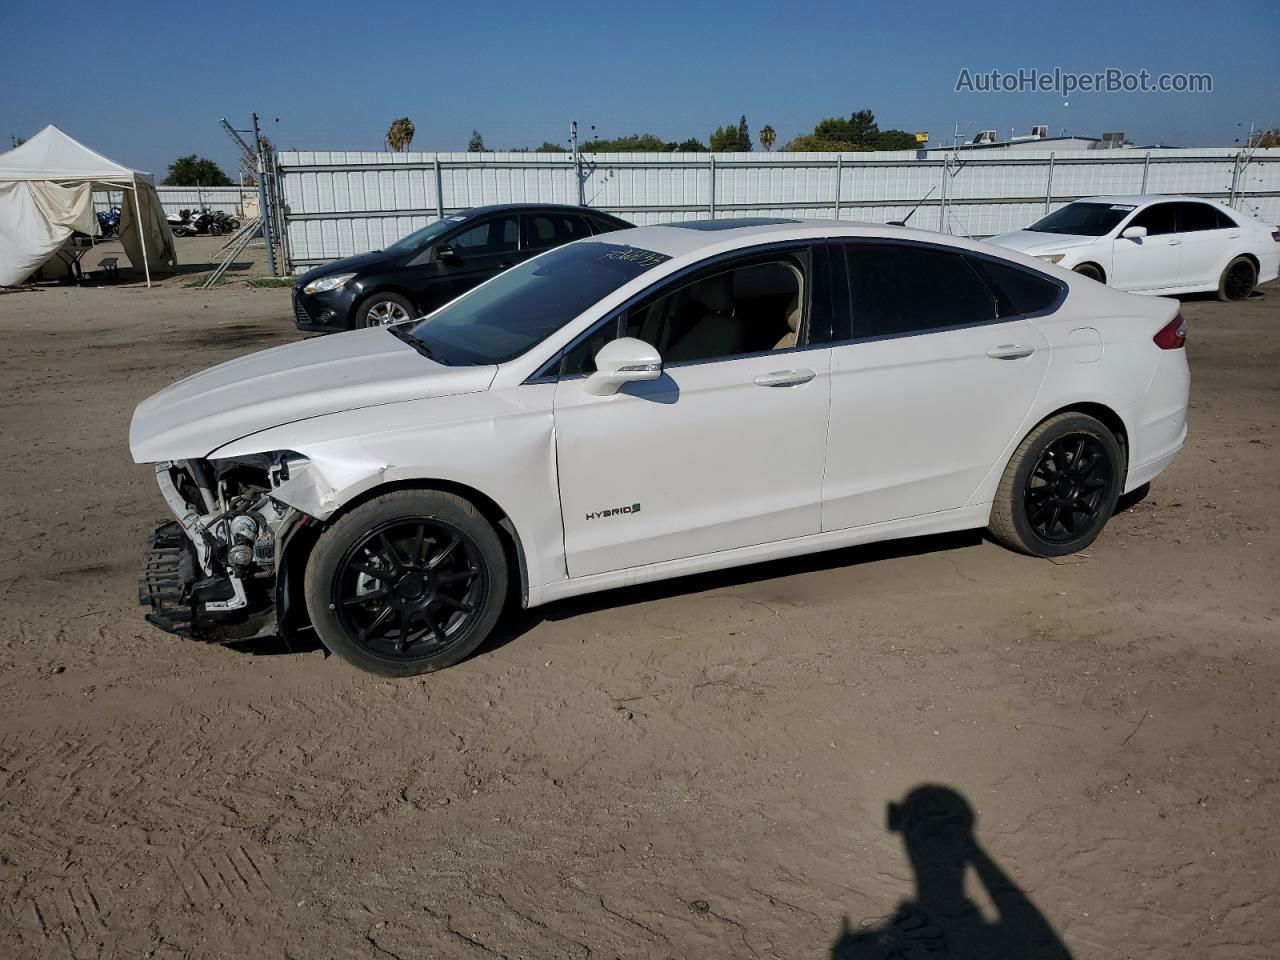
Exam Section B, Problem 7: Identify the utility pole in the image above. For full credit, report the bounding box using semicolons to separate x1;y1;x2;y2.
251;112;278;276
571;120;585;206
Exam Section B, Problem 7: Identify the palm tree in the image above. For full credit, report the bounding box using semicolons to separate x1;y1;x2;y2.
759;125;776;152
385;117;416;152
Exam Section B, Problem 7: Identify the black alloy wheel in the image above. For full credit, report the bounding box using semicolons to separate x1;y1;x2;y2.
1024;434;1112;544
988;412;1123;557
304;490;509;676
333;518;485;659
1219;258;1256;301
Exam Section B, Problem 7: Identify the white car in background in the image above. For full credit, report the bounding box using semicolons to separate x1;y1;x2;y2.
131;219;1190;677
990;195;1280;300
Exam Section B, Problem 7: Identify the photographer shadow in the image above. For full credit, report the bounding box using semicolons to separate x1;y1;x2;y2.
831;785;1073;960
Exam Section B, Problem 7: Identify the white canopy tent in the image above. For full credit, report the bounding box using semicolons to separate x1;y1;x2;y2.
0;125;177;286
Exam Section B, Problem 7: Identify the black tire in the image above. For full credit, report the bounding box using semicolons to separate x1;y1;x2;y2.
988;412;1123;557
304;490;508;677
356;292;416;328
1217;256;1256;301
1073;263;1104;283
209;223;223;237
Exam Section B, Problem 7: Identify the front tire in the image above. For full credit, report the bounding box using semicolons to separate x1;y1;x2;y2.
1217;257;1256;301
988;413;1123;557
1073;263;1104;283
357;292;415;328
304;490;508;677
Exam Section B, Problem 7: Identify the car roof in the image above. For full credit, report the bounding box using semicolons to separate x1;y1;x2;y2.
459;202;627;221
1072;194;1226;207
593;217;988;259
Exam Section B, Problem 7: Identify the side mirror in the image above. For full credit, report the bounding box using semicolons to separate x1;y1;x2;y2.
584;337;662;396
1121;226;1148;240
435;243;460;262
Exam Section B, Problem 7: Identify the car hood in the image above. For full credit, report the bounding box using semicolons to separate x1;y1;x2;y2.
296;250;400;287
987;230;1101;256
130;328;497;462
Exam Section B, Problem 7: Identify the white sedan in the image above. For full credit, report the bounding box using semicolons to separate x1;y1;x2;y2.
130;219;1190;676
990;195;1279;299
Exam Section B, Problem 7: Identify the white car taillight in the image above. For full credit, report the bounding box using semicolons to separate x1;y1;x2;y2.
1153;313;1187;350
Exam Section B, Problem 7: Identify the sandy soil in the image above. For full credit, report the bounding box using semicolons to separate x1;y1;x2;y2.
0;259;1277;959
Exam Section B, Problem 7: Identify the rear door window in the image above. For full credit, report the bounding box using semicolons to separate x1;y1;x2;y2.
843;243;997;339
966;256;1063;318
522;213;595;251
1174;202;1233;232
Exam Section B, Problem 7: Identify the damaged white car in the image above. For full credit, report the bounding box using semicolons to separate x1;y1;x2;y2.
131;219;1189;676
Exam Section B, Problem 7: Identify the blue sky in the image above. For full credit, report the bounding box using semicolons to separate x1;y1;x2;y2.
1;0;1274;178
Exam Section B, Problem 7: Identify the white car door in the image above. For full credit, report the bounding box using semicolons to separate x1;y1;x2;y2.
1112;202;1182;290
1170;201;1239;287
821;242;1053;531
552;249;832;578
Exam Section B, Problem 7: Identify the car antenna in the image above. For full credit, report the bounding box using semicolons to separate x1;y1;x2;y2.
888;186;938;227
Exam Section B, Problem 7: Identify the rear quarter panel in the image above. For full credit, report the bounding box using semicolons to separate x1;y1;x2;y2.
966;276;1180;507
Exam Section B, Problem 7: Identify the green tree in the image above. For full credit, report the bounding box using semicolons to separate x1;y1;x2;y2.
467;129;487;152
582;133;670;152
385;117;415;152
510;142;569;152
782;109;918;152
1251;128;1280;148
759;125;776;151
675;137;709;152
162;155;233;186
710;116;752;151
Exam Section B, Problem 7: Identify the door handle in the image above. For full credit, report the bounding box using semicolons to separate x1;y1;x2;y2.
986;344;1035;360
1167;239;1182;246
754;368;816;387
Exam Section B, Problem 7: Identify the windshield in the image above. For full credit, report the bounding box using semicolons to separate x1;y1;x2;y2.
404;241;671;366
1027;202;1135;236
385;216;465;252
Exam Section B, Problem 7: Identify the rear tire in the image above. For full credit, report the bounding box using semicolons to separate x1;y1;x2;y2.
357;292;415;328
304;490;508;677
988;413;1123;557
1217;256;1256;301
1073;263;1104;283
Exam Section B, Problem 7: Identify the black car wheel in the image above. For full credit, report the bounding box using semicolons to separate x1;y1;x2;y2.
988;412;1123;557
1217;257;1256;302
1073;263;1104;283
357;293;416;328
304;490;508;677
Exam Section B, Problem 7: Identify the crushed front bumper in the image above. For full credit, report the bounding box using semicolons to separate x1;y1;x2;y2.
137;521;268;644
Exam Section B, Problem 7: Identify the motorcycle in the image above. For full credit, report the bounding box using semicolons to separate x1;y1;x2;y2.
170;208;240;237
207;210;241;235
96;207;121;238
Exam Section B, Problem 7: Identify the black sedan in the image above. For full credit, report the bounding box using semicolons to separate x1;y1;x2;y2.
292;204;631;332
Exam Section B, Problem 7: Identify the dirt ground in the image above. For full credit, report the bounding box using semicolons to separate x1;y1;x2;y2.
0;248;1277;959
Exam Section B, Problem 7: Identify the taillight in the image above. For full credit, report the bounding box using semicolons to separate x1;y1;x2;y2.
1271;229;1280;243
1153;313;1186;350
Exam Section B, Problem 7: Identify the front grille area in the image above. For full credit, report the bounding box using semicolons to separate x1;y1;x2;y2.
292;293;312;325
138;521;198;637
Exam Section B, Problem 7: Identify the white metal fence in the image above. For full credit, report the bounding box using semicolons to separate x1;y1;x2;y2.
93;186;254;219
276;148;1280;270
